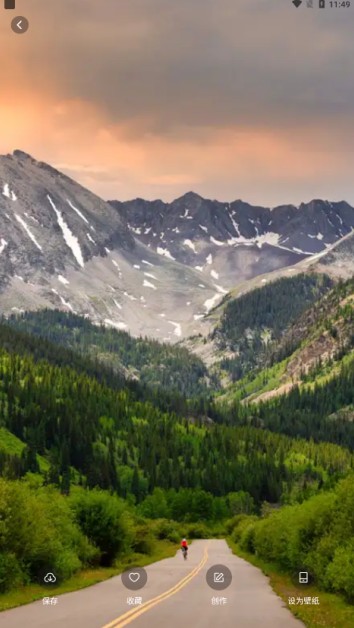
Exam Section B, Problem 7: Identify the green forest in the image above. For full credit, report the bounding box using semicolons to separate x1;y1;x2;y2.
212;273;333;381
5;310;217;397
1;270;354;620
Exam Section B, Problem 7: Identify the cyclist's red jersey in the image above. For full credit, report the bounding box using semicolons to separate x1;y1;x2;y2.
181;540;188;548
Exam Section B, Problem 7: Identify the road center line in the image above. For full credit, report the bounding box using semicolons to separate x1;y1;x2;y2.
101;543;209;628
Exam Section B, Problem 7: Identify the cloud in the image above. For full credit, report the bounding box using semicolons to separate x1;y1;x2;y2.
0;0;354;203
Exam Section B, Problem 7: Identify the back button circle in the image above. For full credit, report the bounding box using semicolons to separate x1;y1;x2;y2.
11;16;29;34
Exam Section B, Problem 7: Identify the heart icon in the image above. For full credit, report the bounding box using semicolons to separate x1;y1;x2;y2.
129;572;140;583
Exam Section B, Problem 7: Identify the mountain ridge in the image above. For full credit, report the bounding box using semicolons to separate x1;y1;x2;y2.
2;149;354;341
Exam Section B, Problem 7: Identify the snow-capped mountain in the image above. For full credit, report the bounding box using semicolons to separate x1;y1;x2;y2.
1;150;354;341
0;151;220;340
110;193;354;289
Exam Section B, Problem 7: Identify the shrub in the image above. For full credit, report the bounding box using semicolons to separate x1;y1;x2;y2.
185;523;211;539
131;523;156;555
326;541;354;601
0;480;97;588
239;522;257;553
71;490;132;566
0;553;24;593
152;519;181;543
230;515;258;548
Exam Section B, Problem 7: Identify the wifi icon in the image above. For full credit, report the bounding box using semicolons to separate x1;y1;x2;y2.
293;0;302;6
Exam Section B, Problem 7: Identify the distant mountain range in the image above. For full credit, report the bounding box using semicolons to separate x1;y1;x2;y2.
110;192;354;283
1;149;354;340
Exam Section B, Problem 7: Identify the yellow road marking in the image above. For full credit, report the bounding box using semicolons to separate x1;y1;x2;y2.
102;543;209;628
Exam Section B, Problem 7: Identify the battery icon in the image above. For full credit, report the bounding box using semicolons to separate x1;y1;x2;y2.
319;0;325;6
4;0;16;8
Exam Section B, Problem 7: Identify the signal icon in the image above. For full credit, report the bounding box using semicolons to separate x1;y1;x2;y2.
293;0;302;6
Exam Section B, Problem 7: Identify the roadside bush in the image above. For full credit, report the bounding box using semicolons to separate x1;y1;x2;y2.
229;515;257;542
0;479;97;589
225;514;247;536
238;475;354;603
239;522;257;553
0;553;24;593
185;522;211;539
326;541;354;601
152;519;181;543
131;523;156;555
70;490;132;566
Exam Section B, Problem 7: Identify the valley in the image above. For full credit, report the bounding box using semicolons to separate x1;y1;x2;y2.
2;153;354;626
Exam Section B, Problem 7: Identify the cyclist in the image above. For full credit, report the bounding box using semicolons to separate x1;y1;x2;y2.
181;537;188;559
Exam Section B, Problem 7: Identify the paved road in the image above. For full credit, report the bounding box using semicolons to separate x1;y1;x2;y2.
1;540;304;628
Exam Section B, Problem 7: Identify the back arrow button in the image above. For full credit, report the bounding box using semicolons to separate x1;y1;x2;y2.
11;16;29;34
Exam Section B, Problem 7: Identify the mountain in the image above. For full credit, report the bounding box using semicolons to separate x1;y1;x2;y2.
309;228;354;278
2;150;354;342
110;193;354;290
212;274;354;414
0;151;222;341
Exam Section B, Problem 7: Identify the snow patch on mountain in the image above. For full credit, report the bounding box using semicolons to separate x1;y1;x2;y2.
58;275;70;285
24;212;39;224
15;214;42;251
124;291;138;301
67;200;89;224
204;293;222;312
168;320;182;337
143;279;157;290
130;226;142;235
210;236;224;246
2;184;17;201
0;239;8;254
48;196;84;267
308;232;324;241
214;284;228;294
104;319;128;330
183;239;197;253
59;295;75;312
156;247;175;260
228;211;241;237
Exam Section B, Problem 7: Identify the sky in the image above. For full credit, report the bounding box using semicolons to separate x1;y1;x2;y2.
1;0;354;205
